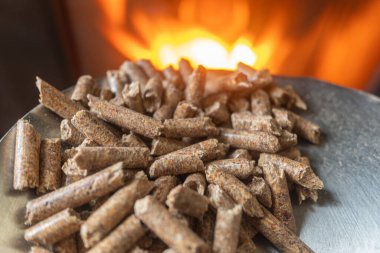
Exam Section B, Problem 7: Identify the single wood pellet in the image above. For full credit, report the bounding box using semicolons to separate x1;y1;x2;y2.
250;89;272;116
142;76;164;113
25;208;82;245
178;58;193;85
173;101;202;119
60;119;85;146
207;158;256;180
162;117;219;138
120;61;149;88
134;196;209;253
231;112;281;136
38;138;61;194
13;119;41;190
122;81;145;113
248;176;273;208
71;75;96;105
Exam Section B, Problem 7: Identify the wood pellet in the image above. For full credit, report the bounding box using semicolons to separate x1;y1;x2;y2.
15;59;325;253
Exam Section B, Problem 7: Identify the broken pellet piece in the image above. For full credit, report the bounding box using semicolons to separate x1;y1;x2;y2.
122;81;145;113
71;75;96;105
122;133;147;148
152;176;178;203
120;61;149;88
183;173;207;195
272;107;296;131
149;153;204;178
38;138;61;194
151;137;187;156
237;63;273;87
71;110;121;147
259;153;324;190
88;95;162;138
60;119;85;146
142;76;164;113
248;176;272;208
87;215;147;253
36;77;84;119
228;149;252;160
207;159;255;180
205;166;263;218
25;208;82;245
262;164;296;231
295;156;318;204
25;162;126;225
53;235;78;253
219;128;280;153
107;70;124;97
185;65;206;107
284;85;307;110
134;196;209;253
81;173;154;248
213;205;242;253
267;85;295;108
250;89;271;116
231;112;281;136
166;185;209;218
173;101;203;119
13;119;40;190
163;117;219;138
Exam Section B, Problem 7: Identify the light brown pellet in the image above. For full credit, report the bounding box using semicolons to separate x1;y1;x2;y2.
87;215;147;253
153;104;175;120
163;80;184;106
53;235;78;253
64;147;150;176
152;176;178;203
29;246;53;253
207;159;255;180
267;85;294;108
231;112;281;136
278;130;298;149
173;101;202;119
228;149;252;160
227;96;250;113
163;117;219;138
122;133;147;148
14;119;41;190
289;110;321;144
247;207;314;253
262;164;296;231
120;61;149;88
60;119;85;146
122;81;145;113
250;89;271;116
25;208;82;245
134;196;209;253
36;77;84;119
185;66;206;107
204;101;230;125
71;110;121;147
142;76;164;113
259;153;324;190
88;95;162;138
272;107;296;131
149;153;204;178
107;70;124;97
137;59;162;79
81;173;154;248
25;162;126;225
248;176;272;208
219;72;252;92
183;173;207;195
166;185;209;219
173;139;228;162
71;75;96;105
213;205;242;253
151;137;187;156
178;58;193;85
295;156;318;204
205;166;263;218
38;138;61;194
219;128;280;153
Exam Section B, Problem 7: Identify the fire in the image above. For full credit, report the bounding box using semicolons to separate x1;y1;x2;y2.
98;0;259;70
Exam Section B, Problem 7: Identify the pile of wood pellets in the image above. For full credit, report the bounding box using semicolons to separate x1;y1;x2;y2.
13;59;324;253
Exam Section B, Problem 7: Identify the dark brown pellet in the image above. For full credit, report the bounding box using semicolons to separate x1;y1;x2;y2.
38;138;61;193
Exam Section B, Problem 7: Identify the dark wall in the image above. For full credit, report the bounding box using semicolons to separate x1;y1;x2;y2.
0;0;74;137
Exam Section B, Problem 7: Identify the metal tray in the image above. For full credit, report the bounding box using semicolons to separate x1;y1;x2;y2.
1;77;380;252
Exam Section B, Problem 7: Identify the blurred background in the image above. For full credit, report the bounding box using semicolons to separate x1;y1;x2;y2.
1;0;380;136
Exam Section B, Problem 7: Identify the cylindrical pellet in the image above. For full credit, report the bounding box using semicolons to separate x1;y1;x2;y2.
87;215;147;253
289;110;321;144
231;112;281;136
248;176;272;208
272;107;295;131
152;176;178;203
71;110;121;147
81;173;154;248
25;162;126;225
178;58;193;85
250;89;271;116
122;81;145;113
71;75;96;105
259;153;324;190
219;128;280;153
205;166;263;218
134;196;209;253
163;117;219;138
36;77;84;119
183;173;207;195
14;120;41;190
88;95;162;138
120;61;149;88
25;208;82;245
38;138;61;193
53;235;78;253
213;205;242;253
185;66;206;107
151;137;187;156
60;119;85;146
166;185;209;218
149;153;204;178
142;76;164;113
173;139;228;162
207;159;255;180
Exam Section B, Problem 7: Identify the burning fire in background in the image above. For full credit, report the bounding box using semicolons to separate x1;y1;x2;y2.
96;0;380;90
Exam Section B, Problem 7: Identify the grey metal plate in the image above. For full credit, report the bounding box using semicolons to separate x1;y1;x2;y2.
1;77;380;253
